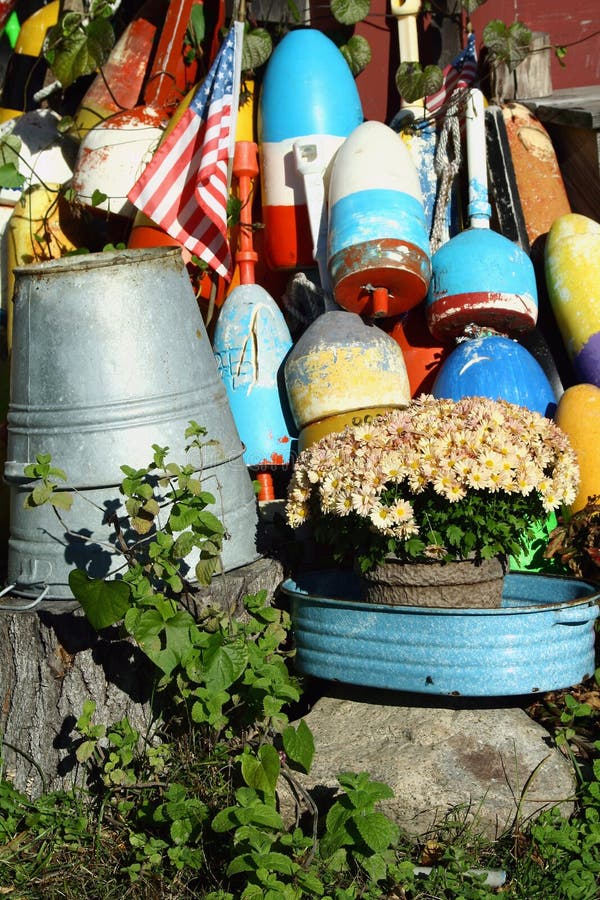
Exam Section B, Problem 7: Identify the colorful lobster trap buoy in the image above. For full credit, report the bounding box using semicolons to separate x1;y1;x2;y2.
431;333;557;418
284;309;410;450
213;141;294;484
212;287;294;469
427;89;538;340
257;28;363;271
554;383;600;513
501;102;571;256
544;213;600;388
0;0;59;122
327;120;430;319
379;304;451;397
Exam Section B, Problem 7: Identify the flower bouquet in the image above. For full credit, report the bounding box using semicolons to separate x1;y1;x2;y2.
286;396;580;607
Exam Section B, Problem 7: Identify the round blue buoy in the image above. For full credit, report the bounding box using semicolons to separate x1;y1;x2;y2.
431;334;558;417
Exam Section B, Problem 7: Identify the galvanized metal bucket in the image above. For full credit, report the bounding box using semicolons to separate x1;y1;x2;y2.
281;570;600;696
5;247;259;599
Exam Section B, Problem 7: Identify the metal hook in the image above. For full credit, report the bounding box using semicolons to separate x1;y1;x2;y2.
0;584;51;611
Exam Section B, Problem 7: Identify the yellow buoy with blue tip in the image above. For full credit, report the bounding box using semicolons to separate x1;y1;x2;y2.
545;213;600;388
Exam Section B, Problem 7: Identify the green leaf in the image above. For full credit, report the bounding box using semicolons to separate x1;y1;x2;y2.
353;812;399;852
91;187;108;207
319;802;354;860
282;720;314;774
194;509;225;536
396;62;443;105
203;638;248;692
77;698;97;730
337;771;394;802
0;162;25;189
0;133;22;165
76;739;98;763
253;851;296;875
172;529;197;559
226;852;255;875
69;569;132;630
483;19;532;72
49;490;73;511
168;502;200;531
45;15;115;87
195;555;219;586
187;3;205;50
30;482;54;506
170;817;193;845
241;745;280;798
360;850;388;883
331;0;370;24
242;28;272;72
132;609;195;675
339;33;372;77
211;806;241;832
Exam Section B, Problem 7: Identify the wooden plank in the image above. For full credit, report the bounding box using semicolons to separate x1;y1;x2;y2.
524;87;600;220
525;86;600;129
490;32;552;103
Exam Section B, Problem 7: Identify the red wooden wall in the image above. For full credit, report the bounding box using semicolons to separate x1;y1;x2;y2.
469;0;600;91
350;0;599;123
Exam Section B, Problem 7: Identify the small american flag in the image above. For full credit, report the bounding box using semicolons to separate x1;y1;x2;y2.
424;32;478;118
128;21;244;279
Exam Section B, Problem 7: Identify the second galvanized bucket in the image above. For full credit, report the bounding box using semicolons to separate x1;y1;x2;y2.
5;247;259;599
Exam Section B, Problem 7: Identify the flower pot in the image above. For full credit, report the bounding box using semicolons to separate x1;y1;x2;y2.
359;557;506;608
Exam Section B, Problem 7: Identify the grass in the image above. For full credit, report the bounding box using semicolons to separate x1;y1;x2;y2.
1;671;600;900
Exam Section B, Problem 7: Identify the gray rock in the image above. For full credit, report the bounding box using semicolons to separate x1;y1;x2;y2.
280;688;575;840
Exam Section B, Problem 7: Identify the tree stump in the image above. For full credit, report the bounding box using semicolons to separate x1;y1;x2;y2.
0;556;285;797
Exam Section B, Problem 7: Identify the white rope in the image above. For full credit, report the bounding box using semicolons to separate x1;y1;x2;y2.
430;110;462;253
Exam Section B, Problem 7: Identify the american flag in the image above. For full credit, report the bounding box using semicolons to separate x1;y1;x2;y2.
128;21;244;279
424;32;478;118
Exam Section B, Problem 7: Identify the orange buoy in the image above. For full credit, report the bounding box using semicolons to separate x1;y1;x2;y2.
502;102;571;258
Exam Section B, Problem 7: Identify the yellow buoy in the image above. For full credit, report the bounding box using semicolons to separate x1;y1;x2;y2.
545;213;600;387
5;184;79;350
284;310;410;447
554;383;600;512
0;1;60;121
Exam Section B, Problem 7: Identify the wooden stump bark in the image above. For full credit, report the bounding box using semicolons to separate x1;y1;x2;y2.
0;556;285;797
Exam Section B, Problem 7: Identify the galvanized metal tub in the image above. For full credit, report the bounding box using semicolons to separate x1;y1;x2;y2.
5;247;259;598
281;570;600;696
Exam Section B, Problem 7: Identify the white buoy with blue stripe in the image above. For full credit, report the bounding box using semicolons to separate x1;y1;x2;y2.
327;120;431;318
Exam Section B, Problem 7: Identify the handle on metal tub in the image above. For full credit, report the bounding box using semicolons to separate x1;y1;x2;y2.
0;582;50;610
553;598;600;626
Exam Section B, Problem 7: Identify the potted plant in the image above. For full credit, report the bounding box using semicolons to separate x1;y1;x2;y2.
285;395;579;607
544;496;600;584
